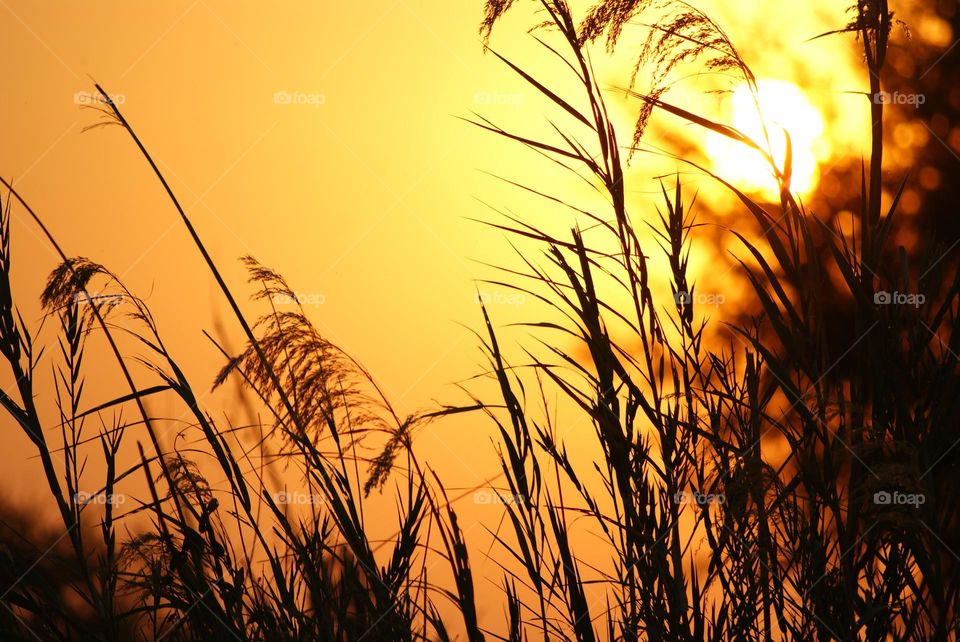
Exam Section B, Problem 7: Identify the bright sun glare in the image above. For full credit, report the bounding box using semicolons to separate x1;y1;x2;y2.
707;79;829;199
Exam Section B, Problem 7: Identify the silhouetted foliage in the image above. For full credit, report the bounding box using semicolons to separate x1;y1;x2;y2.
1;0;958;640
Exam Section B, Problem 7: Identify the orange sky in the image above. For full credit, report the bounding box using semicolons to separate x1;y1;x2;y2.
0;0;953;630
0;1;510;502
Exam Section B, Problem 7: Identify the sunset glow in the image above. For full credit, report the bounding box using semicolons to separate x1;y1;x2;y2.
0;0;957;639
706;79;828;199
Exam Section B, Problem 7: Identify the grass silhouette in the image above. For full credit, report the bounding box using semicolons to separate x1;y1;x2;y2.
0;0;958;639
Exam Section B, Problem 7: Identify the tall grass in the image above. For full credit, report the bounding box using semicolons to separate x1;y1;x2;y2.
473;1;959;639
0;95;471;642
0;0;957;640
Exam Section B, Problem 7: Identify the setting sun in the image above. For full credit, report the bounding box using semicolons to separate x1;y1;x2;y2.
707;79;828;198
0;0;956;639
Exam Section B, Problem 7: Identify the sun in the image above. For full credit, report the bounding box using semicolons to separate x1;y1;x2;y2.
706;79;829;199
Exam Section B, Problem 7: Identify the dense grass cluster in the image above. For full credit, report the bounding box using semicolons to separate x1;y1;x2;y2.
1;0;957;640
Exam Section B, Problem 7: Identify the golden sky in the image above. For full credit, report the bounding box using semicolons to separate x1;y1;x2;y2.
1;1;513;502
0;0;954;627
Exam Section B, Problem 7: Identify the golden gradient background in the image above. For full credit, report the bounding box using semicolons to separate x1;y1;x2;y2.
0;0;954;628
